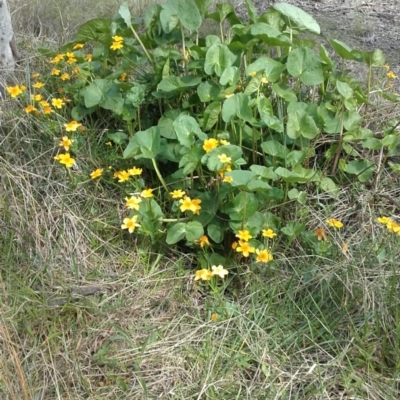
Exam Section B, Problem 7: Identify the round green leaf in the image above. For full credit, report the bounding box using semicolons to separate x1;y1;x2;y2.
273;3;320;34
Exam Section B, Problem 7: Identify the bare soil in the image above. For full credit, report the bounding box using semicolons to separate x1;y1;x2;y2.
234;0;400;66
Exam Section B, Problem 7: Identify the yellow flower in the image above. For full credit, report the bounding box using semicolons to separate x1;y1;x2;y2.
85;54;93;62
261;77;268;84
52;98;65;109
211;313;218;321
179;196;201;214
50;54;65;64
223;175;233;183
112;35;124;42
39;100;49;107
235;230;252;242
256;249;273;263
383;64;390;70
114;170;130;182
51;68;61;76
141;189;154;198
387;71;397;79
262;229;277;239
31;94;42;101
110;41;123;50
387;220;400;233
66;52;75;58
67;57;77;64
125;196;142;210
170;189;185;199
121;215;140;233
127;167;143;176
60;73;70;81
326;218;343;228
64;120;82;131
219;139;230;146
211;265;229;278
120;73;128;81
217;154;232;164
6;85;25;98
31;73;40;79
54;153;75;168
196;235;210;248
231;241;238;250
105;141;112;146
25;105;37;114
194;269;213;281
314;227;327;241
90;168;103;179
250;71;257;77
73;43;84;49
43;106;53;114
32;82;44;89
236;241;255;257
377;216;392;225
59;136;73;151
203;138;219;153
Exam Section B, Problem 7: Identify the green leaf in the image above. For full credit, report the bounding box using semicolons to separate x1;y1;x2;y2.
318;177;339;195
281;221;305;239
118;2;132;27
287;47;323;85
223;192;258;220
179;145;202;174
194;0;213;16
185;221;204;242
246;56;285;82
329;39;363;62
343;111;362;131
170;0;202;30
342;160;375;182
271;83;297;102
202;101;221;131
108;131;127;145
123;136;140;159
220;66;240;86
286;150;306;167
261;140;289;159
222;93;253;123
208;222;225;243
204;43;236;77
166;222;186;244
250;22;291;47
206;3;241;25
125;85;145;107
287;109;320;139
250;165;278;180
275;166;317;183
245;0;258;22
173;115;207;148
197;81;220;102
75;19;111;42
272;3;320;34
288;188;307;204
258;97;283;132
135;127;161;159
336;80;353;99
157;75;202;93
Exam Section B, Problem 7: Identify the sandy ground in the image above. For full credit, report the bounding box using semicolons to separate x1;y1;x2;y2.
233;0;400;66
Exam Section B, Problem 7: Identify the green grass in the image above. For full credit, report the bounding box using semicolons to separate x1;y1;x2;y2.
1;0;400;398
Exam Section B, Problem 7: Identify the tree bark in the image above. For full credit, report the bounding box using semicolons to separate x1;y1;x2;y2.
0;0;18;98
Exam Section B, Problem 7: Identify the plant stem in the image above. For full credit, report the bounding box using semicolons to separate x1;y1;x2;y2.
151;158;169;192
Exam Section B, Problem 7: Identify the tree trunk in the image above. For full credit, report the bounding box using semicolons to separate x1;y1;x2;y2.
0;0;18;98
